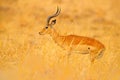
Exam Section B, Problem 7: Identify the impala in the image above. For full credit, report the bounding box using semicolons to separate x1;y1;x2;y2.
39;7;105;62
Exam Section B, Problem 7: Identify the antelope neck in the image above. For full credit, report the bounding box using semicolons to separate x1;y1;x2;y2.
49;28;60;42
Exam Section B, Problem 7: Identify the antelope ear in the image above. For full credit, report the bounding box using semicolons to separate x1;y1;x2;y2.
51;19;56;25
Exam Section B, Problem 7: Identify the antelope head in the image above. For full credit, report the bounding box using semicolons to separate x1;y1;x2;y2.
39;7;61;35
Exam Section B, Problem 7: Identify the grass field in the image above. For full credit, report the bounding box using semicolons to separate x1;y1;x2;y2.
0;0;120;80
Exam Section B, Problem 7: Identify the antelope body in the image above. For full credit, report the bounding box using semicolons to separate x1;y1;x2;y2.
39;7;105;62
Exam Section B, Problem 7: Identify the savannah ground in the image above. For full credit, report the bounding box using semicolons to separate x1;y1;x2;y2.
0;0;120;80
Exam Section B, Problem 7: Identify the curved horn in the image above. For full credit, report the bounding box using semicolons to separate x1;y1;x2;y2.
47;7;61;25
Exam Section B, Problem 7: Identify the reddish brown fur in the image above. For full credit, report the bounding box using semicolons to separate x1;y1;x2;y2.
39;27;105;62
39;8;105;62
58;35;105;50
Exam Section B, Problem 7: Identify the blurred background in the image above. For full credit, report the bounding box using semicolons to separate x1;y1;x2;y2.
0;0;120;80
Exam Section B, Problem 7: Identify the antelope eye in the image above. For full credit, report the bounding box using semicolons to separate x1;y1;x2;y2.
88;47;90;49
45;27;48;29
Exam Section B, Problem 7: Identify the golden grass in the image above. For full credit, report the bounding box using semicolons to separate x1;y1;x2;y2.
0;0;120;80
